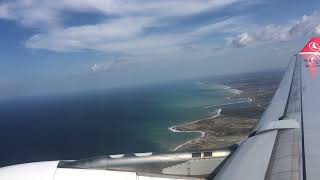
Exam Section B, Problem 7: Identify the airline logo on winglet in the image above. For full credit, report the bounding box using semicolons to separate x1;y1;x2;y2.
300;37;320;67
301;37;320;54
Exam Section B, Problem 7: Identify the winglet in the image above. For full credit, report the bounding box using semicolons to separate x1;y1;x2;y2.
300;37;320;54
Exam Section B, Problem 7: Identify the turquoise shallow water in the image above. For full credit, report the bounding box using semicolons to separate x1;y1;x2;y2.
141;82;239;150
0;80;248;167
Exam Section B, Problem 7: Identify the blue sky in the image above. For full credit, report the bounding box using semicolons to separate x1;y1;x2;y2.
0;0;320;99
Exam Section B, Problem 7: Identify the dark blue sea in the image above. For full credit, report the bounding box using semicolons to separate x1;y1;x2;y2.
0;80;250;167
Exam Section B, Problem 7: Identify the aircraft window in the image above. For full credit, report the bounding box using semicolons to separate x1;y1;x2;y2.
192;153;201;158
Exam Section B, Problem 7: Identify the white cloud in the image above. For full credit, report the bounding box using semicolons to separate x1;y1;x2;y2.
227;32;253;47
228;11;320;47
25;17;154;52
59;0;240;17
0;0;251;57
24;17;249;58
1;0;270;62
90;59;130;72
25;15;254;57
314;24;320;35
0;1;61;28
191;16;248;36
0;4;9;18
0;0;241;28
90;62;113;72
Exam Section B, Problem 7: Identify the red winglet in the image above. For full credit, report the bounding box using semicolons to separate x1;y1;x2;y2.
300;37;320;54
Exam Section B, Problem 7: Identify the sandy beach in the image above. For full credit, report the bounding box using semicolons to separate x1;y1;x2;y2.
168;126;205;150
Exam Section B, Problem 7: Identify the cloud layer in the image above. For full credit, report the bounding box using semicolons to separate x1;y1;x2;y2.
0;0;246;55
228;11;320;47
1;0;320;66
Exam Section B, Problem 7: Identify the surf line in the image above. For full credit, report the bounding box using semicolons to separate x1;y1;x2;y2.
169;126;205;151
169;108;222;151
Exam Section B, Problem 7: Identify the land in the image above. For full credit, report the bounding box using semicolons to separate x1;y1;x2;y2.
173;70;283;151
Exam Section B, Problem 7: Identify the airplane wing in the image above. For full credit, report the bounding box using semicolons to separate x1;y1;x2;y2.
214;37;320;180
1;37;320;180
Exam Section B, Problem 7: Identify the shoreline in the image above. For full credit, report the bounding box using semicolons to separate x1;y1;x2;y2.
169;109;258;151
168;126;205;151
168;84;257;151
168;108;222;151
168;71;281;151
168;107;223;151
203;98;252;109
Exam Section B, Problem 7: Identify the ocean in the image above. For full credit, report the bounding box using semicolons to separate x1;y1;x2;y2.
0;78;254;167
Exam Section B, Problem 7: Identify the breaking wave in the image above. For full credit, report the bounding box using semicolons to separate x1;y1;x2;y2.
195;82;242;95
204;98;253;109
168;108;221;150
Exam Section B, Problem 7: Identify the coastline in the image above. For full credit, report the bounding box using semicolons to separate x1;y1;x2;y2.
168;82;254;151
168;87;268;151
168;126;205;151
169;108;222;150
169;107;258;151
168;70;282;151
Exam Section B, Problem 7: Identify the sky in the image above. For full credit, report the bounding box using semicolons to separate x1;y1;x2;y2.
0;0;320;99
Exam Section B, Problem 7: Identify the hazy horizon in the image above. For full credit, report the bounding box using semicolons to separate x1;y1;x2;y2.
0;0;319;98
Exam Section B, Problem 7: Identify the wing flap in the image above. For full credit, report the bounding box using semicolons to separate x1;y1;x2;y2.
213;131;277;180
